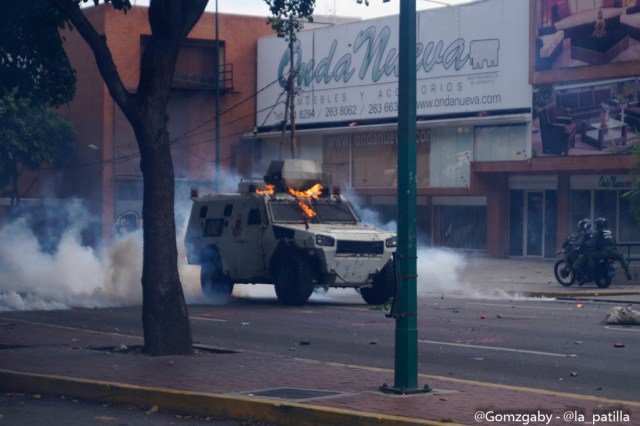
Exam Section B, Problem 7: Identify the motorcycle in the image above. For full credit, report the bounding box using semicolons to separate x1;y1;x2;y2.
554;235;616;288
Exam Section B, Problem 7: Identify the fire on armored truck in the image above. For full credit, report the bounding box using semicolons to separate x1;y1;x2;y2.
184;159;397;306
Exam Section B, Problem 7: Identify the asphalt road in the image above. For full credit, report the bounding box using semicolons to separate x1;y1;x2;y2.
0;288;638;402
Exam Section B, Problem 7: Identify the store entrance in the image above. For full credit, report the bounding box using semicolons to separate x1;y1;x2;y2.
509;190;557;258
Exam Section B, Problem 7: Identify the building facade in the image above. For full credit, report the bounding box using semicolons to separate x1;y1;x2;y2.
26;5;275;242
248;0;640;258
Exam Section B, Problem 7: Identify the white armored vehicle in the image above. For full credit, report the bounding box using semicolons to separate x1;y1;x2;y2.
184;159;397;306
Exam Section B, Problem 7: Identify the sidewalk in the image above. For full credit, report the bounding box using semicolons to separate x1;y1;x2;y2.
1;257;639;426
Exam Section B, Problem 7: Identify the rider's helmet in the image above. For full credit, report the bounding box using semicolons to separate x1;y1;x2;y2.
595;217;608;230
577;219;585;231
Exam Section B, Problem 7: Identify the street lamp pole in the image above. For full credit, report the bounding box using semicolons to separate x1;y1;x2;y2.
381;0;430;395
214;0;220;192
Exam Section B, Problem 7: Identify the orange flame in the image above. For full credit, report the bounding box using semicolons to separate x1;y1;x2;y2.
255;184;275;195
289;183;323;219
298;201;317;218
288;183;323;199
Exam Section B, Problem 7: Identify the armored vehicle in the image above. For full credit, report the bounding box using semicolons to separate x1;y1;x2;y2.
184;159;397;306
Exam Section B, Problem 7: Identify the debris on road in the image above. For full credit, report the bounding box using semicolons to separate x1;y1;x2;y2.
603;306;640;325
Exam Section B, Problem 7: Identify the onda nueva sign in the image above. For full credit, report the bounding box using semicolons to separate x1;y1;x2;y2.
256;0;530;128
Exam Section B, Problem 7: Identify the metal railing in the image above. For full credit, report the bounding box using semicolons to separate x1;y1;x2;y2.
617;242;640;262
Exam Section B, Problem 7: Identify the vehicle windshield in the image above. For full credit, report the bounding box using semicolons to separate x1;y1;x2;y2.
268;199;359;223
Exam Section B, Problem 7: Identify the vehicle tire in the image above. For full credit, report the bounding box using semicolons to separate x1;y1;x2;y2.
595;277;612;288
553;259;575;287
595;263;613;289
200;246;234;302
274;253;314;306
360;260;396;305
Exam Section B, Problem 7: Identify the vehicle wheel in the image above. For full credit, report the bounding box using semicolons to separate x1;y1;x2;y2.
595;269;612;288
594;260;613;289
200;246;234;303
360;260;396;305
553;260;575;287
274;254;315;306
595;277;612;288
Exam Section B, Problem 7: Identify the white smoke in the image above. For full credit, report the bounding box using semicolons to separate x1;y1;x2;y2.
0;198;209;311
0;206;141;311
416;247;469;296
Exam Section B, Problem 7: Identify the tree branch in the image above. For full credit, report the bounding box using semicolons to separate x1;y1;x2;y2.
47;0;139;123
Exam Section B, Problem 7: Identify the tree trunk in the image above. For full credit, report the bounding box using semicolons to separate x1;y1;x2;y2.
49;0;207;356
138;120;193;356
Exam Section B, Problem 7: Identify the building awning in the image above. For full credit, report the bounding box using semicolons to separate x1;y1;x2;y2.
242;113;531;141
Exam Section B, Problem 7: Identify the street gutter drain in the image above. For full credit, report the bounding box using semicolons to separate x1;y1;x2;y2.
242;387;343;401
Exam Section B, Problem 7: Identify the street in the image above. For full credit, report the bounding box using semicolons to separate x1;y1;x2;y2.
1;287;638;402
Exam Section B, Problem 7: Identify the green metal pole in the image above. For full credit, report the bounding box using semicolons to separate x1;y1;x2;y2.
384;0;427;394
395;0;417;391
214;0;220;192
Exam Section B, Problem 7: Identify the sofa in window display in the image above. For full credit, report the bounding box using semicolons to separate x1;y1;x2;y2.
536;103;577;155
536;27;564;70
620;6;640;41
551;0;623;38
556;87;621;132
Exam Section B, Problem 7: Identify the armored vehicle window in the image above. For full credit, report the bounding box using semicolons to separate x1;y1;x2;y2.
223;203;233;217
199;206;208;218
269;201;304;223
203;218;224;237
315;201;358;223
247;208;262;225
269;200;358;223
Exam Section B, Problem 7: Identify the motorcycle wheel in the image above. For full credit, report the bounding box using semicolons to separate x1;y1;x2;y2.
554;259;575;287
595;271;613;288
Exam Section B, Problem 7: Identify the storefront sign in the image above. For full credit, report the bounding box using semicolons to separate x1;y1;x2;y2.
257;0;530;127
325;130;431;147
571;175;633;190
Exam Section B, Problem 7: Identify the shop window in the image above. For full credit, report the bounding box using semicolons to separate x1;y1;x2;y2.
619;196;640;244
594;190;617;233
429;127;472;188
544;190;557;259
345;130;430;189
323;134;351;187
569;189;640;246
569;190;591;232
439;205;486;250
474;124;528;161
351;132;398;188
509;190;524;256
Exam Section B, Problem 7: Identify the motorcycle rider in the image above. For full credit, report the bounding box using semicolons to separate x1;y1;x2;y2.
592;217;632;280
573;218;594;283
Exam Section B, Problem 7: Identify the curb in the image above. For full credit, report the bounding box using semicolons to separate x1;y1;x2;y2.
516;290;640;299
0;369;450;426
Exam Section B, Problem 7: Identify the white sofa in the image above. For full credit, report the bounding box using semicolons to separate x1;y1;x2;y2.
621;6;640;41
536;30;564;70
552;0;623;37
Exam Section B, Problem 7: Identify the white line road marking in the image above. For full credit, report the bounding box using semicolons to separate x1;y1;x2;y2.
603;326;640;332
419;339;573;357
466;302;571;311
190;316;227;322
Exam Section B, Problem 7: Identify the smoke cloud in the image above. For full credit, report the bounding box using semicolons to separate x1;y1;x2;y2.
0;199;207;311
0;168;498;312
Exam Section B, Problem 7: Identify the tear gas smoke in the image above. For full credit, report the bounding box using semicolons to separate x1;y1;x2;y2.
0;170;496;312
0;199;205;311
0;203;142;311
